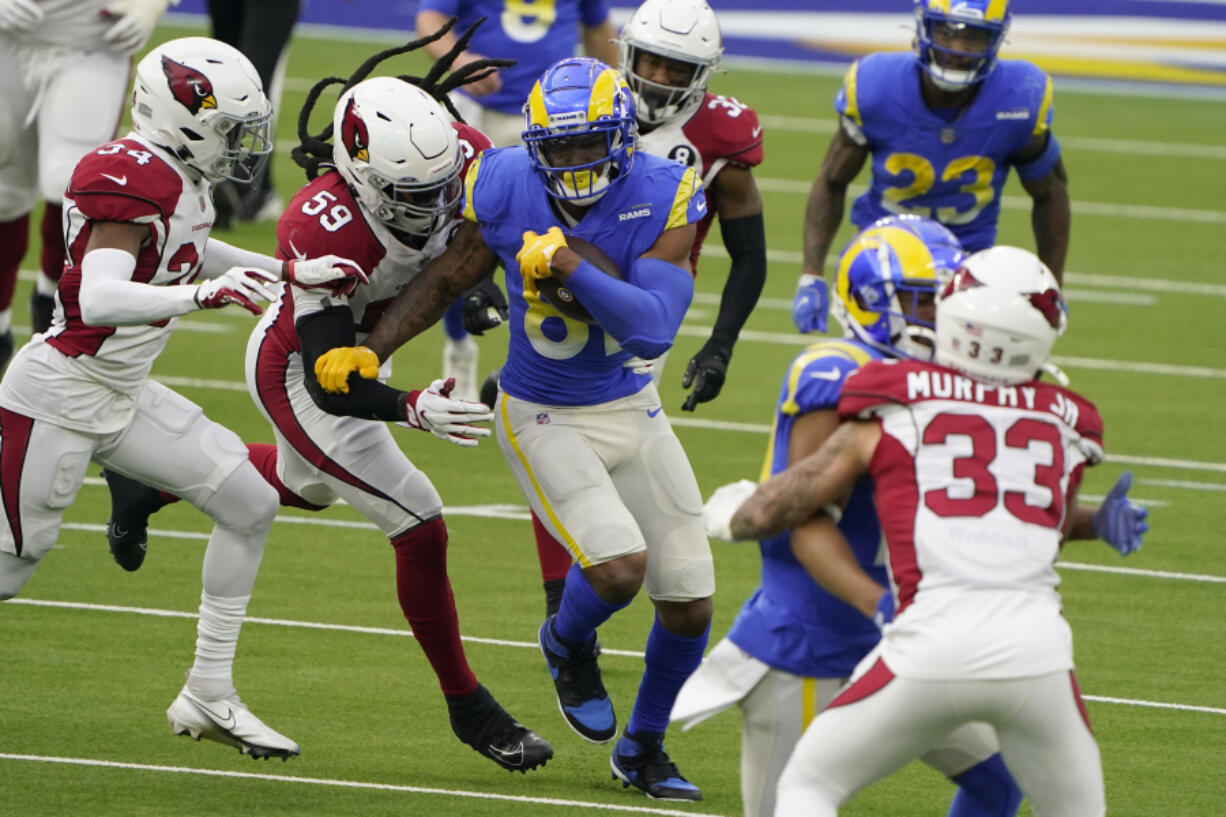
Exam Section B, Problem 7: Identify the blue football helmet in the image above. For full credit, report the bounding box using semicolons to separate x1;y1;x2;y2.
832;214;966;360
522;58;637;204
913;0;1011;91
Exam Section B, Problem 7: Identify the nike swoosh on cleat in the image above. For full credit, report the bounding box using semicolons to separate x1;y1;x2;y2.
488;742;525;766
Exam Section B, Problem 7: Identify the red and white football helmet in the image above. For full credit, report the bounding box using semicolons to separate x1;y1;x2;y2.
619;0;723;126
332;77;464;238
130;37;272;183
935;246;1067;386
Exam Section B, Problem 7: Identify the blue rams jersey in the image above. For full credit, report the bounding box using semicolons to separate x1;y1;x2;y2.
419;0;610;115
462;146;705;405
726;339;889;679
836;52;1060;252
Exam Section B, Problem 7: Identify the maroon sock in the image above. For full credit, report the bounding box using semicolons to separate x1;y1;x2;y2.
0;215;30;312
39;203;65;283
245;442;326;510
533;511;573;583
391;518;478;697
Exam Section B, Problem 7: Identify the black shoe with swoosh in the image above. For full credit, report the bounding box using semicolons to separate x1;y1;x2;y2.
447;683;554;773
102;468;169;572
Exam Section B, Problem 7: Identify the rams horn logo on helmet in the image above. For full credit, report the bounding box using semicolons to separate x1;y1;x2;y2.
161;55;217;115
340;97;370;162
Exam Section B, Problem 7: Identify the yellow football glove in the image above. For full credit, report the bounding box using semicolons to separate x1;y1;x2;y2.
515;226;568;293
314;345;380;394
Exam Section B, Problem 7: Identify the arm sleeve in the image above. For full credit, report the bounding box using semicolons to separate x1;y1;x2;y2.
711;212;767;351
1015;131;1062;182
201;237;281;279
296;307;407;422
564;256;694;360
78;247;198;326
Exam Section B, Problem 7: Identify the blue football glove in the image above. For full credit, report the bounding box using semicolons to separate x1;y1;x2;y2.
873;589;895;630
792;273;829;334
1091;471;1149;556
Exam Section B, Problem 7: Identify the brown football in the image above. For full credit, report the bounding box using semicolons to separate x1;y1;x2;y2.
536;235;624;324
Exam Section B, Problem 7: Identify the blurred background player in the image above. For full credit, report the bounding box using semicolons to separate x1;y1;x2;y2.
792;0;1069;336
415;0;619;400
312;58;714;801
516;0;768;622
206;0;303;227
0;36;363;760
674;215;1028;817
0;0;174;364
708;247;1136;817
98;30;553;774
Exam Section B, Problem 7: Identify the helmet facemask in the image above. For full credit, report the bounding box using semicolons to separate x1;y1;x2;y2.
914;3;1009;91
365;162;463;237
622;46;710;126
529;127;628;204
199;109;273;183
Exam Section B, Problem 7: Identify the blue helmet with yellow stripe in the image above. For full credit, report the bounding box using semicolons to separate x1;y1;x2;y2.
914;0;1011;91
832;214;966;360
522;58;637;204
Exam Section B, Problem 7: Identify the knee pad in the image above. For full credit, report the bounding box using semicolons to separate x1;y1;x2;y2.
205;463;280;532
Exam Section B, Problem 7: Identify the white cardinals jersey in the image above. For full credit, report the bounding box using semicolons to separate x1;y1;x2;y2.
0;133;214;434
8;0;117;47
636;92;763;272
837;358;1105;681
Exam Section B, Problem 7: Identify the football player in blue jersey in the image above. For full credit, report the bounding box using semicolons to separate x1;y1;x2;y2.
416;0;620;401
792;0;1071;336
675;215;1027;817
314;58;714;801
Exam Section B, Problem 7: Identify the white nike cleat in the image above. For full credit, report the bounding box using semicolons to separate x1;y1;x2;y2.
167;687;300;761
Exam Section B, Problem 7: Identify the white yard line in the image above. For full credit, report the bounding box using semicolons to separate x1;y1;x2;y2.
0;754;724;817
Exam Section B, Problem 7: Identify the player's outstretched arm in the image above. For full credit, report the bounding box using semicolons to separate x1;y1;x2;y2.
1065;472;1148;556
731;420;877;541
1021;157;1070;284
681;165;766;412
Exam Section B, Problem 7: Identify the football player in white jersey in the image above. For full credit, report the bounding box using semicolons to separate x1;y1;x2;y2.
96;30;555;773
0;0;176;364
0;37;364;760
706;247;1138;817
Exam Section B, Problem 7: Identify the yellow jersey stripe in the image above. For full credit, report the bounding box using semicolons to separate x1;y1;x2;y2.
802;677;818;725
666;167;700;231
461;153;483;223
497;393;590;566
985;0;1009;23
842;61;862;126
1034;75;1054;137
758;416;779;484
780;340;874;415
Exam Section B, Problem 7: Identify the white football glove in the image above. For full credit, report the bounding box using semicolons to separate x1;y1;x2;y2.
403;377;493;447
285;254;369;298
702;479;759;542
102;0;170;53
0;0;44;31
194;267;280;315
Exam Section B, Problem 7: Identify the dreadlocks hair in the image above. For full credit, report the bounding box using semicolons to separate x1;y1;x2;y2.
290;16;515;180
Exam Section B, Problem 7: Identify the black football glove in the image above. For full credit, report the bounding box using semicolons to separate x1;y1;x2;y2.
681;337;731;412
460;277;508;336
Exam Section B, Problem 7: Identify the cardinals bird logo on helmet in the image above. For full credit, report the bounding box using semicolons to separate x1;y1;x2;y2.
340;96;370;162
161;55;217;115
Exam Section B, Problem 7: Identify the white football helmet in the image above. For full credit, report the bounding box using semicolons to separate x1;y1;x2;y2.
130;37;272;183
332;77;464;238
619;0;723;126
935;246;1067;386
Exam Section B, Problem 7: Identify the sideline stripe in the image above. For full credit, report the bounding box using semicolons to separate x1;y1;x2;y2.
0;754;724;817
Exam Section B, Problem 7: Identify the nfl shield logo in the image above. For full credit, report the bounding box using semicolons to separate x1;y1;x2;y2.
536;413;551;425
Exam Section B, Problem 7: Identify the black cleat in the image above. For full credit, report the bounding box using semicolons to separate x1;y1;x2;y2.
448;684;554;773
29;290;55;335
479;369;501;410
102;468;168;571
539;616;616;743
610;730;702;801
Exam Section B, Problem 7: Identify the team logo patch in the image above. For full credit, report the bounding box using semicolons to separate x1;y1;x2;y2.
162;55;216;115
1029;289;1066;329
340;97;370;162
536;413;551;425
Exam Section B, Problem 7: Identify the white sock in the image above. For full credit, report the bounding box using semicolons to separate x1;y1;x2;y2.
187;590;249;700
35;272;58;297
0;308;11;334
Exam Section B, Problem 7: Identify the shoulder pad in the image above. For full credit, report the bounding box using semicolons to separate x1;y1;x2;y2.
276;172;383;275
693;94;764;167
453;121;493;181
68;140;183;223
780;340;875;416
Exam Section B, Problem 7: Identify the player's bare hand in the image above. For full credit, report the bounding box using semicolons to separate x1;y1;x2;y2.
0;0;44;32
516;227;568;293
314;346;380;394
286;254;369;298
194;267;279;315
453;51;503;97
403;377;493;446
102;0;170;53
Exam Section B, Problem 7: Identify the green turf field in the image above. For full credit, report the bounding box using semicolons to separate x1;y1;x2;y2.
3;21;1225;817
